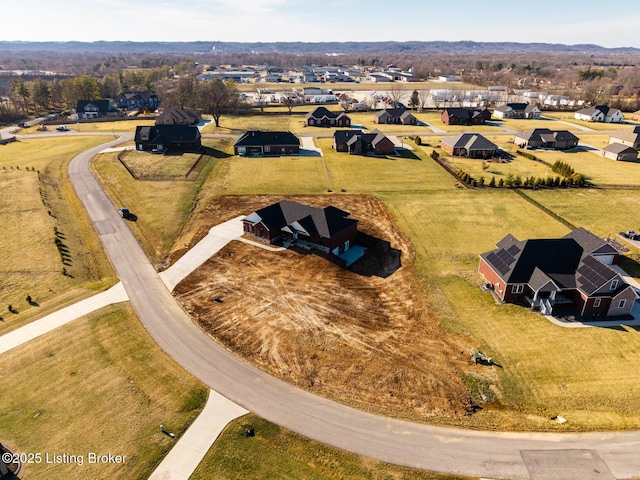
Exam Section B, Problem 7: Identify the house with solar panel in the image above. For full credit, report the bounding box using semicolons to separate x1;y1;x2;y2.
478;228;637;318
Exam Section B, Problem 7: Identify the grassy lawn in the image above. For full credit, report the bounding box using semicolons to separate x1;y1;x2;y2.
120;150;203;180
526;147;640;186
210;137;453;197
91;140;227;264
380;188;640;430
577;133;612;149
0;304;207;480
525;189;640;237
191;415;471;480
491;116;582;132
0;137;117;334
541;112;628;131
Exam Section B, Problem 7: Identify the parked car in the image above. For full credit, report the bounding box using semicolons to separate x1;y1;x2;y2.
17;122;27;128
118;207;130;218
56;125;69;131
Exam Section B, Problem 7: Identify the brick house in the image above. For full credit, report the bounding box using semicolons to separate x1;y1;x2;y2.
478;228;636;318
234;130;300;156
441;107;491;125
333;129;395;155
242;200;358;256
305;107;351;127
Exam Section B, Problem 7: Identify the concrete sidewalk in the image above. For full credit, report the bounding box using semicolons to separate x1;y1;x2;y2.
148;390;248;480
0;282;128;355
159;217;244;292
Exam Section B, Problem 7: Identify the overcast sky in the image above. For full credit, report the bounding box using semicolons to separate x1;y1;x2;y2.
2;0;639;48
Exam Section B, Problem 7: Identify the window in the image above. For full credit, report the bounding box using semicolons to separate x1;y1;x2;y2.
511;285;524;294
619;299;626;309
593;298;601;308
610;279;619;290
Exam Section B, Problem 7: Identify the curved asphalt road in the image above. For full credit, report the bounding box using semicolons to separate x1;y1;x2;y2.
67;135;640;480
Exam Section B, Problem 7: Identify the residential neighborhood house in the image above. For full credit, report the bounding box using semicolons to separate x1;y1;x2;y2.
115;90;159;111
441;107;491;125
493;103;541;119
305;107;351;127
333;129;396;156
440;133;498;158
75;99;119;119
234;130;300;156
514;128;579;150
134;125;202;152
155;108;201;126
242;200;358;256
609;126;640;150
574;105;624;123
478;228;637;318
374;108;417;125
601;143;638;162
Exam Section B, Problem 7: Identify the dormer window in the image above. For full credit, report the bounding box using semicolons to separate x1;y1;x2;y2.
610;279;619;290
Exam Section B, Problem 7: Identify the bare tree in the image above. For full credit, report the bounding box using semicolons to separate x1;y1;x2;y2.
199;79;238;127
418;90;430;111
254;87;268;112
387;82;404;108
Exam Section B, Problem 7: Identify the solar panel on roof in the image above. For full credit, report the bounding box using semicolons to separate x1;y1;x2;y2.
507;245;520;256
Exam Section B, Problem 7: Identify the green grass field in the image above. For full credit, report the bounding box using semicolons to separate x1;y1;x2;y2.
0;304;207;480
191;415;471;480
527;147;640;186
92;139;228;263
0;137;117;333
541;112;639;131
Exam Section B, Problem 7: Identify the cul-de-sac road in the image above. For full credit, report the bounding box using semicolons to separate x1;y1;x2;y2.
68;135;640;480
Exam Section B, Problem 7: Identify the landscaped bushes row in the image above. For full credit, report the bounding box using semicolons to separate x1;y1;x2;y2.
453;169;585;188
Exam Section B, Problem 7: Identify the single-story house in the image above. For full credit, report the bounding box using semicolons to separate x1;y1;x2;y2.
134;125;201;152
234;130;300;156
333;129;395;155
242;200;358;256
493;103;541;119
305;107;351;127
115;91;159;111
609;126;640;150
478;227;636;318
601;143;638;162
441;108;491;125
441;133;498;158
76;99;119;119
374;108;417;125
514;128;579;150
574;105;624;123
155;108;201;126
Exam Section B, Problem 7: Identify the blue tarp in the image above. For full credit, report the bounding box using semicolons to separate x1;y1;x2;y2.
339;245;366;267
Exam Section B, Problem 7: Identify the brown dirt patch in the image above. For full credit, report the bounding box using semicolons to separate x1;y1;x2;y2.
172;195;477;421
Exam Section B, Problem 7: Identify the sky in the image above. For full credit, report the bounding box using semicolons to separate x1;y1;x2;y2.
2;0;640;48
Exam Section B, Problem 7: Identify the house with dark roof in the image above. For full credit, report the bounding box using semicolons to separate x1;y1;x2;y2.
575;105;624;123
305;107;351;127
601;143;638;162
374;108;417;125
116;91;159;111
134;125;201;152
155;108;201;126
234;130;300;156
609;126;640;150
514;128;579;150
441;107;491;125
242;200;358;256
441;133;498;158
76;99;119;119
478;228;636;318
333;129;395;156
493;103;541;119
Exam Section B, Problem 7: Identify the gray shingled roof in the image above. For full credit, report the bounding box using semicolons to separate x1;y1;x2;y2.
243;200;357;239
441;133;498;151
480;228;624;296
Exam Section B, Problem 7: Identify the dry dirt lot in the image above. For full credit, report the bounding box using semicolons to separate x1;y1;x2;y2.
172;195;484;421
